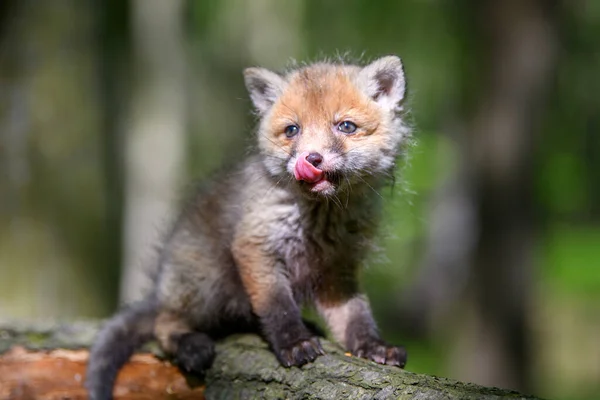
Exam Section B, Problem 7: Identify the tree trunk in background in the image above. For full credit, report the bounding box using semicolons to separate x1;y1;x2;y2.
94;0;130;314
399;165;477;337
406;0;558;392
121;0;187;303
454;0;558;391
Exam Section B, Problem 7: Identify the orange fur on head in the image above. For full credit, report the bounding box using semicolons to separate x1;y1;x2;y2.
268;66;386;155
246;57;409;197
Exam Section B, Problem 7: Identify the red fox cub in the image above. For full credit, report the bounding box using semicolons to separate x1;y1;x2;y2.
86;56;410;400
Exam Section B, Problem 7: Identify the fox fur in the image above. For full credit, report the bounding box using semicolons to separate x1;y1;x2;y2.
86;55;411;400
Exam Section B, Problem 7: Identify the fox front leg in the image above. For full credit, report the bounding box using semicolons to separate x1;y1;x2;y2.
317;289;407;367
233;237;324;367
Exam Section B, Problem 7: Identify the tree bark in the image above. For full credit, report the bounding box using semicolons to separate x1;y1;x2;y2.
0;321;540;400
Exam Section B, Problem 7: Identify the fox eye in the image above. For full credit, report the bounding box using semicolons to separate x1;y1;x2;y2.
284;124;300;138
337;121;357;134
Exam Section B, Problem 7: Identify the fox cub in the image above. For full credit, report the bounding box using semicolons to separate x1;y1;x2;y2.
86;56;410;400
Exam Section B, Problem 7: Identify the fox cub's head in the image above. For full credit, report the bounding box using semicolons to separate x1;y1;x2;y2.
244;56;409;199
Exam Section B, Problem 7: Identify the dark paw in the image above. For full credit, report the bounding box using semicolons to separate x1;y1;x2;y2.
275;337;325;367
351;339;407;368
174;332;216;374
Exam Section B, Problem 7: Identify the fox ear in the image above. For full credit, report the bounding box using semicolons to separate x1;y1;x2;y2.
358;56;406;111
244;68;287;114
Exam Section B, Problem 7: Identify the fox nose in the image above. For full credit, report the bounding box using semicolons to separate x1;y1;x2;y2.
306;152;323;168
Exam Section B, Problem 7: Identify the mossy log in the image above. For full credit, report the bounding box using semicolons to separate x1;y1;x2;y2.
0;320;540;400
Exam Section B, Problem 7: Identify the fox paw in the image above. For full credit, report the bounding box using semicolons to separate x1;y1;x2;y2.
351;339;407;368
175;332;216;374
275;336;325;367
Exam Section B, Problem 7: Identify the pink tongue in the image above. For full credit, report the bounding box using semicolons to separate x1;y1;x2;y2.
294;152;324;183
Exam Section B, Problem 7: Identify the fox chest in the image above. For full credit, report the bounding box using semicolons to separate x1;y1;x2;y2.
273;206;373;296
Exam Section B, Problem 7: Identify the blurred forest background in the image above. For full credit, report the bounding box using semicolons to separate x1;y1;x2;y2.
0;1;598;399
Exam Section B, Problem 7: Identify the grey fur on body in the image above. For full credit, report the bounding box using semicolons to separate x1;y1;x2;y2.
86;56;411;400
159;159;381;326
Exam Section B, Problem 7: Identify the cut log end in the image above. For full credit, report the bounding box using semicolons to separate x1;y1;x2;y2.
0;346;204;400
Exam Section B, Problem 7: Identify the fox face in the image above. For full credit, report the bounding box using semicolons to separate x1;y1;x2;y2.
244;56;409;198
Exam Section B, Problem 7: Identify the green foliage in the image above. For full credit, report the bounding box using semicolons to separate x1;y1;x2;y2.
544;226;600;295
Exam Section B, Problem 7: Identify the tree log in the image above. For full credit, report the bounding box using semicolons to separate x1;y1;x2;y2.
0;321;540;400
